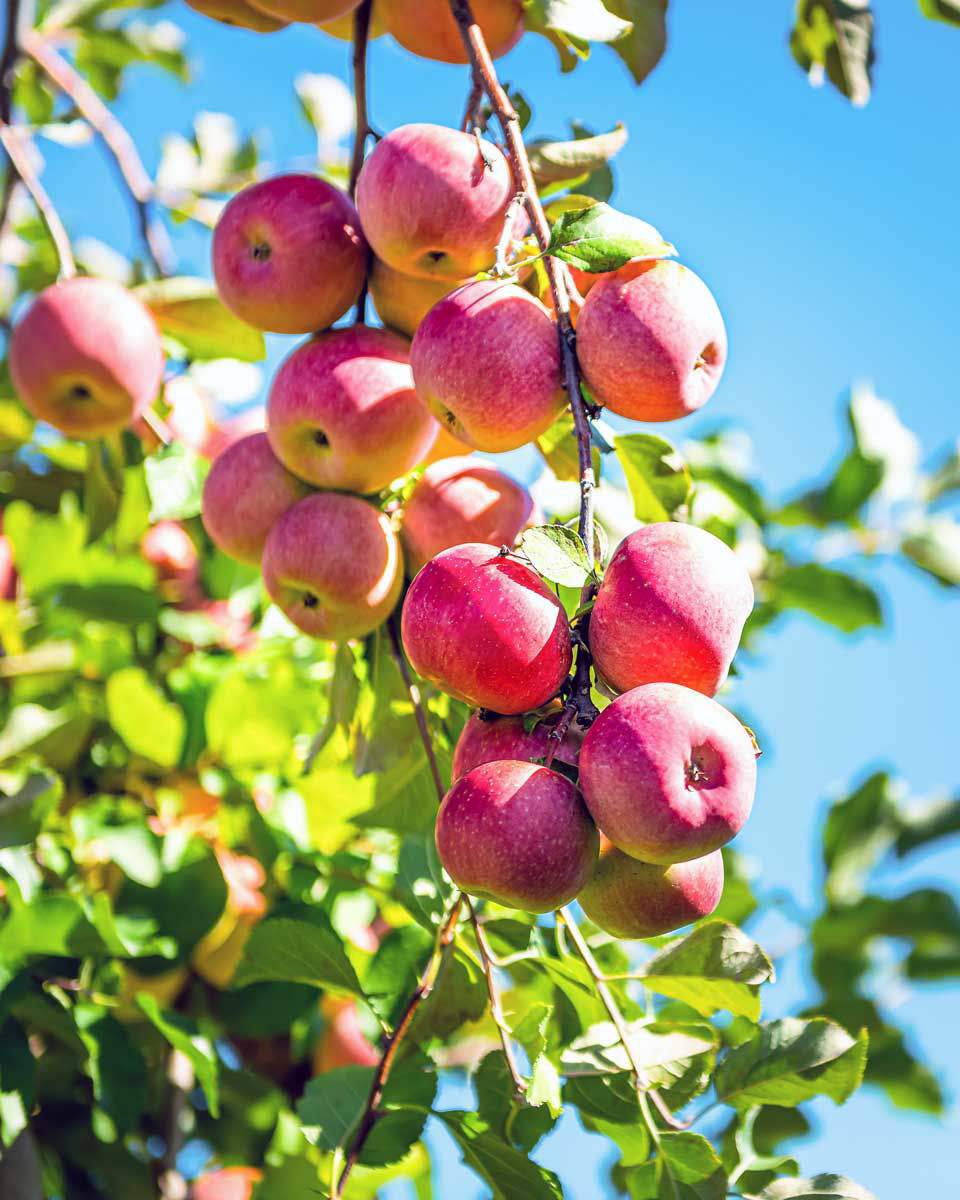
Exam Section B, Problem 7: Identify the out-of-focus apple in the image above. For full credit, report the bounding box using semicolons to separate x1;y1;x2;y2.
187;0;288;31
192;1167;263;1200
380;0;523;63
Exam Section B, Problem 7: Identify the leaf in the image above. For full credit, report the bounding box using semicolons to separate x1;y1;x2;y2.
365;924;433;1024
524;0;633;44
519;525;594;586
560;1020;716;1080
789;1;874;107
297;1065;373;1150
144;444;209;522
715;1018;868;1109
548;202;675;272
0;1020;35;1147
74;1005;148;1136
135;994;219;1116
135;277;266;362
475;1052;556;1152
770;563;883;633
752;1176;877;1200
901;517;960;586
528;123;628;184
615;433;692;521
657;1131;727;1199
639;922;774;1019
436;1110;564;1200
0;770;60;849
0;894;106;965
535;410;601;482
233;916;365;996
605;1;668;85
105;667;185;768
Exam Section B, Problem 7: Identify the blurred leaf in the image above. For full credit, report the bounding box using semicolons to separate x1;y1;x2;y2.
0;894;106;965
136;994;219;1116
901;517;960;586
75;1005;147;1136
548;202;675;271
0;770;61;850
751;1176;877;1200
640;922;774;1019
917;0;960;27
233;916;365;996
769;564;882;633
536;410;601;482
789;0;874;107
436;1110;564;1200
822;771;899;901
0;1020;34;1147
528;123;627;184
616;432;692;521
135;277;265;362
519;525;594;586
605;0;668;84
144;444;209;522
896;794;960;856
106;667;185;768
525;0;632;43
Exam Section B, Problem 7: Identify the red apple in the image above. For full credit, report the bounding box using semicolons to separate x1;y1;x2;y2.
356;124;513;279
436;760;598;912
576;259;727;421
212;174;368;335
419;423;475;466
589;522;754;697
186;0;287;31
578;682;757;865
368;257;466;339
193;1167;263;1200
201;432;311;565
140;521;200;592
452;708;582;780
9;277;164;439
313;997;379;1073
400;456;535;575
578;838;724;939
266;324;436;492
249;0;357;22
380;0;523;63
0;529;16;601
411;281;565;452
261;492;403;640
400;542;572;714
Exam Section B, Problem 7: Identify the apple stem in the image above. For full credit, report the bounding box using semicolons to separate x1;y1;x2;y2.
348;0;375;200
493;190;526;277
0;123;76;279
461;78;485;133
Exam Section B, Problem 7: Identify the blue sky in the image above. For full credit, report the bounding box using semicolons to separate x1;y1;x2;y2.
33;2;959;1195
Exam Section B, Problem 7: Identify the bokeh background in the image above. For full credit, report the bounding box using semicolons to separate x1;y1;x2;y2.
31;2;958;1194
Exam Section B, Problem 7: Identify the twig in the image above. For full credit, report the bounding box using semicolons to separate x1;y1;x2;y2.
0;123;75;278
460;79;483;132
157;1048;192;1200
467;903;528;1096
0;0;23;238
348;0;374;200
333;895;464;1198
141;406;172;447
493;190;525;277
22;32;173;276
386;612;444;800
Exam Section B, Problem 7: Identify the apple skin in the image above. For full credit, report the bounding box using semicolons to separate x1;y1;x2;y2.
318;3;386;37
202;405;266;461
578;838;724;939
212;174;368;335
249;0;356;22
578;682;757;865
419;423;475;466
261;492;403;640
313;997;379;1073
589;522;754;697
267;324;436;492
380;0;523;63
193;1168;263;1200
576;259;727;422
9;277;164;439
401;456;535;576
185;0;288;31
141;521;200;599
401;543;572;714
368;257;467;339
0;531;16;601
411;281;565;452
201;432;310;565
436;760;598;912
356;124;513;279
452;708;582;780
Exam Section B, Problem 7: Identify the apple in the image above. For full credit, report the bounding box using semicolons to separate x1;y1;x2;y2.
261;492;403;640
201;432;310;565
380;0;523;63
193;849;267;990
201;405;266;461
356;124;513;279
452;707;582;779
185;0;288;31
193;1167;263;1200
578;838;724;939
578;682;757;865
212;173;368;334
313;997;379;1073
9;277;164;439
589;522;754;697
368;257;467;339
411;281;565;452
317;3;386;37
267;324;437;492
140;521;200;600
401;456;535;575
134;374;213;454
419;423;475;466
0;528;16;601
576;259;727;421
249;0;357;22
436;760;598;912
400;542;572;714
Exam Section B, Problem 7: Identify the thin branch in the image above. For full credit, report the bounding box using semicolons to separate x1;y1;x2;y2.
493;190;525;277
0;123;75;278
333;894;464;1198
22;32;173;276
0;0;21;126
468;902;528;1096
348;0;374;199
386;612;445;800
157;1049;192;1200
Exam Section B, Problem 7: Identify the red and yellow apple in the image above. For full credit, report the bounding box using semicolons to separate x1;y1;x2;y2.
186;0;287;31
249;0;357;22
452;708;582;780
380;0;523;63
368;257;467;339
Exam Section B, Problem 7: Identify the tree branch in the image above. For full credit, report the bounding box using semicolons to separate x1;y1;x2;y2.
348;0;374;199
0;122;75;278
0;0;23;239
22;31;173;277
333;894;464;1198
386;612;445;801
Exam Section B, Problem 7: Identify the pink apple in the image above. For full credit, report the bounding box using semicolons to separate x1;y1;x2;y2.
380;0;523;63
369;257;467;339
576;259;727;421
452;708;582;780
578;838;724;939
589;522;754;697
201;406;266;461
419;422;475;466
201;431;310;565
267;324;437;493
140;521;200;591
400;542;572;714
261;492;403;640
193;1167;263;1200
400;456;535;575
212;174;368;335
578;682;757;865
411;281;565;452
313;997;379;1073
9;277;164;439
435;760;598;912
356;124;513;278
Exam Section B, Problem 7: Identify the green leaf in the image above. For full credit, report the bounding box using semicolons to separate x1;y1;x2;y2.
524;0;633;44
0;1020;35;1147
135;277;266;362
715;1018;868;1109
605;0;668;85
135;994;219;1116
233;916;365;996
0;770;61;849
658;1131;727;1199
105;667;185;768
535;410;601;482
297;1064;372;1151
918;0;960;26
365;924;433;1024
821;771;899;901
902;517;960;586
752;1176;877;1200
528;123;628;184
615;433;692;521
519;524;594;586
436;1110;564;1200
789;1;874;107
770;563;883;633
548;202;675;272
639;922;774;1019
475;1051;556;1152
0;894;106;965
560;1020;716;1080
75;1005;147;1136
144;445;209;522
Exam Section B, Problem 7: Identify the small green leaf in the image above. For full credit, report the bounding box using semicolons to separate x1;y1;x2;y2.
657;1131;727;1199
560;1020;715;1079
528;123;628;184
297;1065;373;1150
144;445;209;522
524;0;633;44
519;525;594;586
548;202;675;272
790;1;874;107
135;277;266;362
605;0;668;85
770;563;883;633
639;922;774;1019
902;517;960;586
75;1005;148;1136
436;1110;564;1200
105;668;185;768
615;433;692;521
135;994;219;1116
535;410;601;483
0;770;61;850
233;916;365;996
753;1176;877;1200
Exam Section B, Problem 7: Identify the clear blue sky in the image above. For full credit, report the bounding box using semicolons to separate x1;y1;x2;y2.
36;3;958;1195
